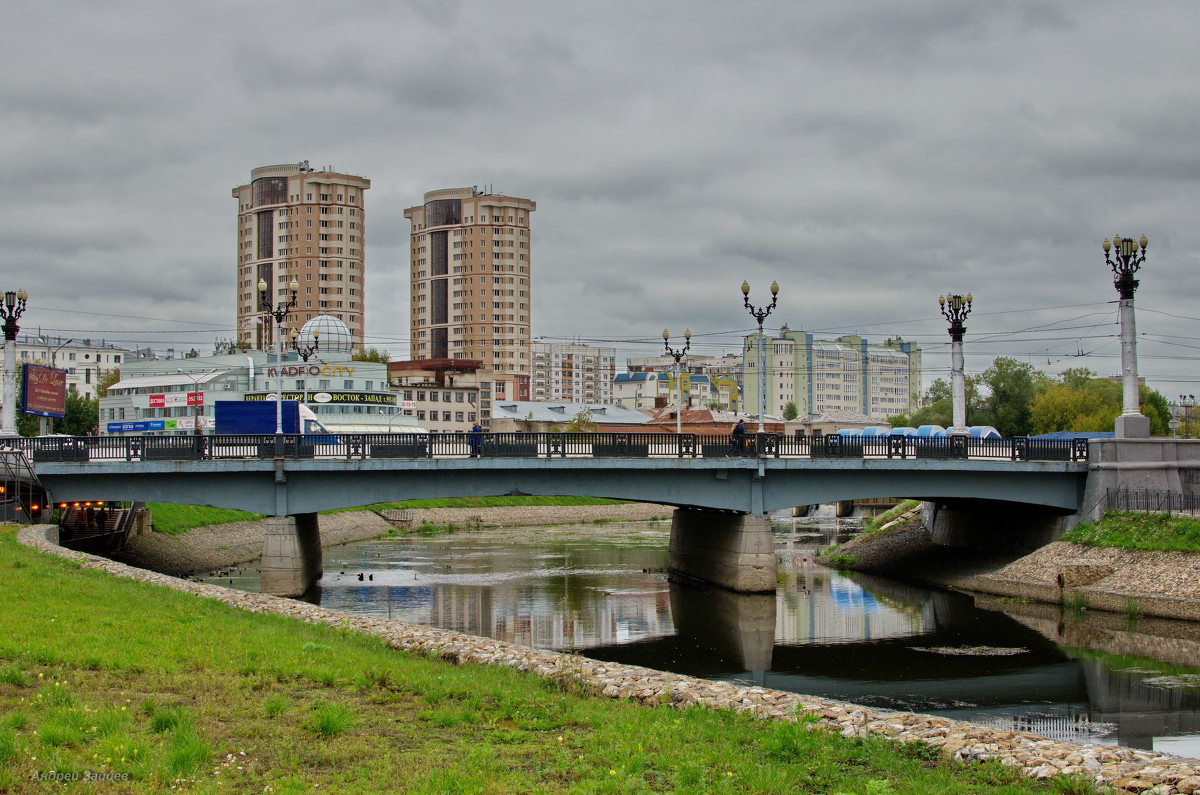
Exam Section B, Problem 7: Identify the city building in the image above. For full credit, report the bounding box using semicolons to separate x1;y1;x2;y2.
100;317;415;436
626;353;743;377
11;334;130;400
232;161;370;351
387;358;521;433
487;401;650;432
741;327;921;420
531;342;617;403
612;372;741;412
404;187;535;399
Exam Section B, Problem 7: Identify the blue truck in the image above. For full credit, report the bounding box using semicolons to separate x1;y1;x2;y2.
214;400;335;440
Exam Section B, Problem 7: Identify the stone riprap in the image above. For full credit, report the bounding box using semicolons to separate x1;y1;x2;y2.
17;526;1200;793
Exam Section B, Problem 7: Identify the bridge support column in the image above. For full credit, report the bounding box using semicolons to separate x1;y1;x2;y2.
260;513;322;597
668;508;777;593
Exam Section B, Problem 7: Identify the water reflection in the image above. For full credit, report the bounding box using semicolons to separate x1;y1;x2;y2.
193;514;1200;755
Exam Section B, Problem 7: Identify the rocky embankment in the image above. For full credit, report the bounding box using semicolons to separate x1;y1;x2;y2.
20;524;1200;794
821;507;1200;623
114;503;671;575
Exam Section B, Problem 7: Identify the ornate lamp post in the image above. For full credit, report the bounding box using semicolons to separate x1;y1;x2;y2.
1;289;29;438
741;280;779;434
290;328;320;404
1180;394;1195;439
1104;235;1149;438
939;292;973;434
258;277;299;437
662;328;691;434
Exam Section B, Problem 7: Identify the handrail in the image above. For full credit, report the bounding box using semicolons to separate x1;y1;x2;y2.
21;432;1090;464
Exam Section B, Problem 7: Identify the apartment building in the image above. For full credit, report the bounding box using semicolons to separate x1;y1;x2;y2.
11;334;130;400
741;326;921;419
404;187;535;399
232;161;370;351
530;343;616;403
388;358;521;432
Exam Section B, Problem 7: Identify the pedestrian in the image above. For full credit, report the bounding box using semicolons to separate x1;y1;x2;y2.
726;419;746;456
85;505;96;531
96;506;108;532
468;423;483;458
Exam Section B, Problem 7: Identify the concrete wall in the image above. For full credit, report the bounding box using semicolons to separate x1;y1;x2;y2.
924;501;1072;553
1077;439;1200;522
260;513;322;597
668;508;777;593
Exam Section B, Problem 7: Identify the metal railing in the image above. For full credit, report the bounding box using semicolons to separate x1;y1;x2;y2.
1106;488;1200;516
16;432;1090;463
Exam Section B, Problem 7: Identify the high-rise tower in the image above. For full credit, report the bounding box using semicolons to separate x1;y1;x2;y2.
233;162;370;350
404;187;535;397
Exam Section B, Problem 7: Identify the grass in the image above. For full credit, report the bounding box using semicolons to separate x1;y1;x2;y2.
861;500;922;536
0;525;1087;794
1060;510;1200;551
150;496;629;533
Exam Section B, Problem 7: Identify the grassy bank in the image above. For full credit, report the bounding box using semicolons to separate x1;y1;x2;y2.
149;496;628;535
1060;510;1200;551
0;527;1077;794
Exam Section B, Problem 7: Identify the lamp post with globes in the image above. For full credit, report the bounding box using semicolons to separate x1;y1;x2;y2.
741;280;779;435
1104;235;1150;438
939;292;973;434
1;289;29;438
258;277;299;438
1180;394;1195;439
662;328;691;435
290;328;320;404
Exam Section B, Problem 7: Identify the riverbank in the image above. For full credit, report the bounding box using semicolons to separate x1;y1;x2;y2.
17;524;1200;793
820;510;1200;623
114;503;670;575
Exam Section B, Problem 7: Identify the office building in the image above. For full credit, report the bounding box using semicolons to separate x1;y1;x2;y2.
531;343;617;403
742;326;921;419
404;187;535;399
232;161;370;351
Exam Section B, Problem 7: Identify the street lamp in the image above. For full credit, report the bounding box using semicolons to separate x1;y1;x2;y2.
1103;235;1149;438
939;292;973;434
741;280;779;434
177;369;217;436
36;336;72;436
1;289;29;437
662;328;691;434
1180;394;1195;439
290;328;319;404
258;277;299;437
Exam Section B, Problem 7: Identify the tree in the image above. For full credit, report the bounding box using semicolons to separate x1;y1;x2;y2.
781;401;799;421
1028;369;1173;435
352;347;390;363
564;409;597;432
95;368;121;399
977;357;1048;437
57;391;99;435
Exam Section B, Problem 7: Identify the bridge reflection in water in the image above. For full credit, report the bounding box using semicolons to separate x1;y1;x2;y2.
205;520;1200;755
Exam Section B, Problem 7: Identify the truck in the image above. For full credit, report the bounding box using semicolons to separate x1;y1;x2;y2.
214;400;335;441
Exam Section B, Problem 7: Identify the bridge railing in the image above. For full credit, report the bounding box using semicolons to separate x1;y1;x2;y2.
18;432;1089;463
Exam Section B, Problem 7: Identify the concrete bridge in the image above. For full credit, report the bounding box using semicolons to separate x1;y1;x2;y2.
27;431;1099;597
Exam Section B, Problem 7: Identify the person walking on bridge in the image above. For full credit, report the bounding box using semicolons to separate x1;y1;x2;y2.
726;419;747;457
468;423;483;458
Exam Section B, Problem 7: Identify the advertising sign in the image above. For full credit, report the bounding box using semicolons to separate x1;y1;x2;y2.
105;417;214;433
243;391;396;406
148;392;204;408
20;364;67;418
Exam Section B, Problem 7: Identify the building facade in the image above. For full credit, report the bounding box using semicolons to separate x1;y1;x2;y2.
530;343;617;403
404;187;535;399
388;358;522;433
612;372;741;412
741;327;921;420
232;162;370;351
11;334;130;400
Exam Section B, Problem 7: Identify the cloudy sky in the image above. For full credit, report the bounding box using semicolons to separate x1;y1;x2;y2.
4;1;1199;398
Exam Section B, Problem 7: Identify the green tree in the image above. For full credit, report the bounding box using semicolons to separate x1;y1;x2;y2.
565;409;597;432
95;368;121;399
781;401;799;421
977;357;1048;437
352;347;390;363
56;391;99;435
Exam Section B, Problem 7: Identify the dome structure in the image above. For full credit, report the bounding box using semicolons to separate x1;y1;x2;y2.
297;314;353;353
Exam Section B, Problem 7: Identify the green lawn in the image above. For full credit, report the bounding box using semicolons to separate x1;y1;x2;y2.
0;527;1083;793
1060;510;1200;551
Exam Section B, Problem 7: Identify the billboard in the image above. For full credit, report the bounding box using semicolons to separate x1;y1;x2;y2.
21;364;67;418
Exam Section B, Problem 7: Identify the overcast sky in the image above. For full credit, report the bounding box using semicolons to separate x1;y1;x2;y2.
4;1;1199;399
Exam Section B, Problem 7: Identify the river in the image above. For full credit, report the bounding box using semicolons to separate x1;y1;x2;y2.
194;510;1200;757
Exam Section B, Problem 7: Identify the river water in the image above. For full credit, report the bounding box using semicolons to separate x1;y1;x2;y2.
196;511;1200;757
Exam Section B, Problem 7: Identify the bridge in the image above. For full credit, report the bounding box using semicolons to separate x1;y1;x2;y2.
20;431;1097;597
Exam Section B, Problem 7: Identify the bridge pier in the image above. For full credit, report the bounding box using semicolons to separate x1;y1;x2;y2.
260;513;322;597
668;508;777;593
